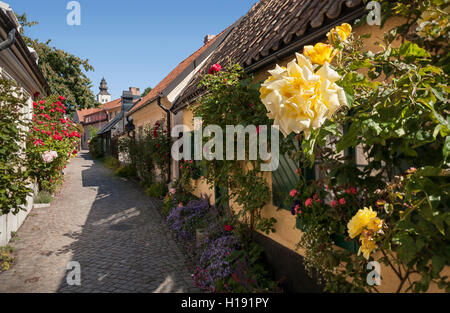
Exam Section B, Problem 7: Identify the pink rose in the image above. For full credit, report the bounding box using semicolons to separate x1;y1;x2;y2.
289;189;298;197
208;63;221;74
331;200;338;208
305;198;313;207
224;225;234;232
339;198;346;205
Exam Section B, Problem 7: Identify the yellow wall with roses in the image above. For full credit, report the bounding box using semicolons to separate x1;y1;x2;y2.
178;17;448;292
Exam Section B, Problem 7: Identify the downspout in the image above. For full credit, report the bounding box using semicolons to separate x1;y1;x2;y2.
157;94;171;184
0;28;16;52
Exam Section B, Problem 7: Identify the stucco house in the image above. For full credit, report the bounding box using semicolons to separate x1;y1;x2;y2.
0;1;50;246
97;87;142;156
125;27;235;182
74;78;124;149
168;0;425;292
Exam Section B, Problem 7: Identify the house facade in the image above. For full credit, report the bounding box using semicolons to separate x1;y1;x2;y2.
74;79;124;149
168;0;446;292
0;2;50;246
97;87;142;156
126;28;234;181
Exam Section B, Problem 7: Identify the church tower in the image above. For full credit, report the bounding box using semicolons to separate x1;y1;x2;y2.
97;77;111;104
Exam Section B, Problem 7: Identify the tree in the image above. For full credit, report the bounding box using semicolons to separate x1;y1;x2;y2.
141;87;153;97
16;13;98;115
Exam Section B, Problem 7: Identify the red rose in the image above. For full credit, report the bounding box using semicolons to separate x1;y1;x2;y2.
339;198;346;205
59;96;66;101
33;92;40;98
208;63;221;74
72;150;78;155
224;225;234;232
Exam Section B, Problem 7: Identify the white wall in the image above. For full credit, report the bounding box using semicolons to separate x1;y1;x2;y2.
0;66;37;247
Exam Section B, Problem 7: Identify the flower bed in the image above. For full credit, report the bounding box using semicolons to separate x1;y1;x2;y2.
164;196;281;293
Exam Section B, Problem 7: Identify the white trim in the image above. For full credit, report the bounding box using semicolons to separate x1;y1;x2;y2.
167;50;215;103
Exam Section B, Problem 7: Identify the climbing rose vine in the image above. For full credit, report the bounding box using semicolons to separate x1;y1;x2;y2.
260;30;348;138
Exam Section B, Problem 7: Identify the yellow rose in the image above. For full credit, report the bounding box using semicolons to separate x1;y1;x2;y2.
358;237;377;260
347;207;379;239
303;43;336;65
327;23;352;43
260;53;346;138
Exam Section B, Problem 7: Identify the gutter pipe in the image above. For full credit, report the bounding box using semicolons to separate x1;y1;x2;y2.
0;28;16;52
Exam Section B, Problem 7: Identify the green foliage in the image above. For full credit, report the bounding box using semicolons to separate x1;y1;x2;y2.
0;246;14;272
192;63;278;242
89;136;103;159
146;182;168;199
0;75;33;215
293;0;449;292
215;242;281;293
102;155;119;170
18;13;97;114
88;126;99;139
118;119;170;185
141;87;153;97
34;191;53;204
114;165;136;178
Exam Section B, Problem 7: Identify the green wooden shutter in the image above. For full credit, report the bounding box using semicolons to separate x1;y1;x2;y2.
272;154;299;210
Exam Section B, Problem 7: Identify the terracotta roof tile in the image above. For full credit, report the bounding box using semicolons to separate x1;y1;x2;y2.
76;98;122;123
127;28;228;116
173;0;364;111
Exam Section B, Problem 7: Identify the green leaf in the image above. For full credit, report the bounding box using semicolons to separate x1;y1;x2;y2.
444;136;450;161
399;41;431;59
432;255;445;277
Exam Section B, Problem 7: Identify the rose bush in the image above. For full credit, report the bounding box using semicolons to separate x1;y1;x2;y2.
27;95;80;192
269;0;449;292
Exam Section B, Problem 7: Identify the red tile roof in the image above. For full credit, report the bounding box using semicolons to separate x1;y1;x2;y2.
173;0;364;111
127;29;227;116
76;98;122;123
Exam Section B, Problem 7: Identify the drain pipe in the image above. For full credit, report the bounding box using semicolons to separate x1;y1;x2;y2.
157;94;171;184
0;28;16;52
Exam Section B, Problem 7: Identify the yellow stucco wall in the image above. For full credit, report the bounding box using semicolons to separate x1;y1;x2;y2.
176;18;449;292
130;98;169;130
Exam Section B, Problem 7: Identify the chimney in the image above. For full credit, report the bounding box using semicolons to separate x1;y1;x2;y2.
129;87;140;96
204;34;215;45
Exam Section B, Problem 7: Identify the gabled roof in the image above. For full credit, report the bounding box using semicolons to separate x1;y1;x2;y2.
97;98;141;135
172;0;364;112
0;4;51;95
75;98;122;123
127;26;234;116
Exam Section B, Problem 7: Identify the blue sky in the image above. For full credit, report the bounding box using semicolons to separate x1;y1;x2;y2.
10;0;258;100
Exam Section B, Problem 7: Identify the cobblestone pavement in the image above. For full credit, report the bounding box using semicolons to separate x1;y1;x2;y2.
0;152;199;293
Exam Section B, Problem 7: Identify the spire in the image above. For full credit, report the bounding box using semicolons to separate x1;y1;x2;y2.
99;77;110;96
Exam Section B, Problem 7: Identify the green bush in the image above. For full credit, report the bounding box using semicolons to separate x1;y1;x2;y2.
0;75;33;215
145;182;168;199
102;155;119;170
114;165;136;178
34;191;53;204
89;136;103;159
0;246;15;272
